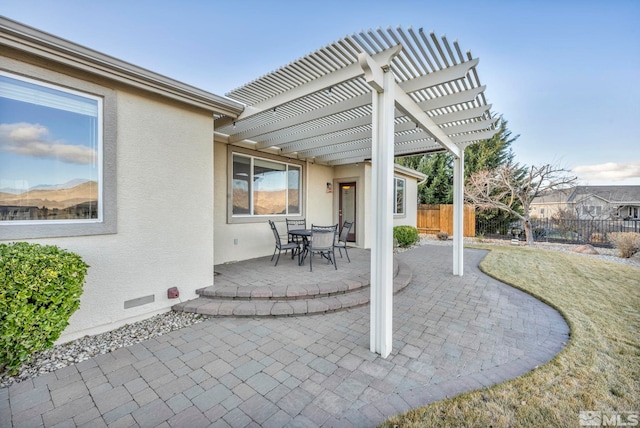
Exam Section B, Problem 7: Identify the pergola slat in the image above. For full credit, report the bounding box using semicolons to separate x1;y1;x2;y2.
216;29;497;307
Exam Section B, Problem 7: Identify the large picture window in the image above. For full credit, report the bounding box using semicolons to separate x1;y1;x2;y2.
0;72;102;224
232;153;301;216
394;177;405;215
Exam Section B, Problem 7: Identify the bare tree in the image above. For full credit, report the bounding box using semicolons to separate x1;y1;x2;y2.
465;163;578;245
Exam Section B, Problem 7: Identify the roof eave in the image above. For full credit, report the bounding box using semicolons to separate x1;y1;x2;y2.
393;163;428;181
0;16;244;117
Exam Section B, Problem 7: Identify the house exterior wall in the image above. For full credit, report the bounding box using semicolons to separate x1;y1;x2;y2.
214;141;268;264
213;152;424;263
393;170;419;229
306;162;335;226
333;164;366;248
530;202;566;219
213;142;334;265
573;195;610;220
1;57;217;343
619;205;640;220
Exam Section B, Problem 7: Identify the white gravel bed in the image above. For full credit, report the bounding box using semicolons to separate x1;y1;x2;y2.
0;311;207;388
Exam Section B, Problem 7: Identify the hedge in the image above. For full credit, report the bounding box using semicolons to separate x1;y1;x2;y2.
393;225;420;248
0;242;88;374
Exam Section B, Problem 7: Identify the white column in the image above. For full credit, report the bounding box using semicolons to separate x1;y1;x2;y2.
453;150;464;276
369;68;395;358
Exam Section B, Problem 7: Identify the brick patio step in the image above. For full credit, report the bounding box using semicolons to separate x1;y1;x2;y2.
172;260;412;317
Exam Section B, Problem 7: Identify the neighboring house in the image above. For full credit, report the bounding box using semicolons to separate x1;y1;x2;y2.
530;186;640;221
0;18;438;342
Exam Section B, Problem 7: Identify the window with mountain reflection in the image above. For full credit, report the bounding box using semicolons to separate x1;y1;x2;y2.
0;72;102;223
232;153;301;216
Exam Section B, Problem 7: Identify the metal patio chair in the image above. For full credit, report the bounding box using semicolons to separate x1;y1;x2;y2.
335;221;353;262
269;220;299;266
308;224;338;272
286;218;306;257
286;218;306;243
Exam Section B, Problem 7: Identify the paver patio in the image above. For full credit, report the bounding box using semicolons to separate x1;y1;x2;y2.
1;244;569;427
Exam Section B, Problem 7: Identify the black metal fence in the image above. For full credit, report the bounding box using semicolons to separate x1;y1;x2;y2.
476;218;640;247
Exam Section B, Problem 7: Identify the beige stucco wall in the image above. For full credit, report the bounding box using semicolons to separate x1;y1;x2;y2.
306;163;335;226
213;142;272;263
393;169;420;229
332;163;420;249
530;202;564;219
1;60;216;342
69;92;215;342
333;164;366;248
213;143;335;265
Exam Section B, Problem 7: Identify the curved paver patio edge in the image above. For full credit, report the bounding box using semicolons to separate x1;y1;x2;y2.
2;245;569;427
174;256;412;318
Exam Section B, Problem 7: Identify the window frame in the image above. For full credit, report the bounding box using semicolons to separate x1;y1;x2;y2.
393;176;406;216
0;65;117;239
227;147;304;224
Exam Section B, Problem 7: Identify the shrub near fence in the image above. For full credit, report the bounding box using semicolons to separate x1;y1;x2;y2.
476;218;640;247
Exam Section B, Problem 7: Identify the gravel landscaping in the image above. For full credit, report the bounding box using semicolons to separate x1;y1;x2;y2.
0;311;207;387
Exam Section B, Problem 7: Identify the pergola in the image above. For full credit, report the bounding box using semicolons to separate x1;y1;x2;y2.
214;26;497;357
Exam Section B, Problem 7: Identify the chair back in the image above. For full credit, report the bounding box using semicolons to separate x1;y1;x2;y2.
310;224;337;250
286;218;306;233
338;221;353;243
268;220;282;243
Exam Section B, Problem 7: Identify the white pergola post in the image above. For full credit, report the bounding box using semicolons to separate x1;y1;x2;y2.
370;68;395;358
359;50;399;358
453;150;465;276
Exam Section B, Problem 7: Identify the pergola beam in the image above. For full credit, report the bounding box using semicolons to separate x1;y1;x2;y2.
226;57;480;143
228;93;370;144
235;46;405;120
255;86;484;149
294;118;491;160
394;82;461;158
450;129;497;144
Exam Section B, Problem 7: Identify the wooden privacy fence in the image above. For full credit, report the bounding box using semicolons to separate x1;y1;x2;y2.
417;204;476;237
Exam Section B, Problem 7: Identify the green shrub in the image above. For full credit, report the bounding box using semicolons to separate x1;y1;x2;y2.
0;242;88;374
393;226;419;248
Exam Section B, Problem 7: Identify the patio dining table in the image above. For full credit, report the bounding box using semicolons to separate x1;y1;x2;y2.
289;229;311;265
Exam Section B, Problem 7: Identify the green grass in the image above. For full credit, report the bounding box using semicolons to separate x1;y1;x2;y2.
383;245;640;427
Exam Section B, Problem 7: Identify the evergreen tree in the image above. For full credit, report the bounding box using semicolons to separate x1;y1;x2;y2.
420;153;453;204
464;116;517;177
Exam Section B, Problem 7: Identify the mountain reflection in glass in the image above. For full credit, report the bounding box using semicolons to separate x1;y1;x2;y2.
232;153;301;216
0;73;101;222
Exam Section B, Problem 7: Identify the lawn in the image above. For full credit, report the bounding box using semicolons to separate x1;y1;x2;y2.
383;245;640;427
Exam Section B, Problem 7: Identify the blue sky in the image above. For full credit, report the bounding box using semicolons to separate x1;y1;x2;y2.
2;0;639;185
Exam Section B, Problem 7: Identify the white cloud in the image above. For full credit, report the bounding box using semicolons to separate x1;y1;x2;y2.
0;122;95;165
573;161;640;182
